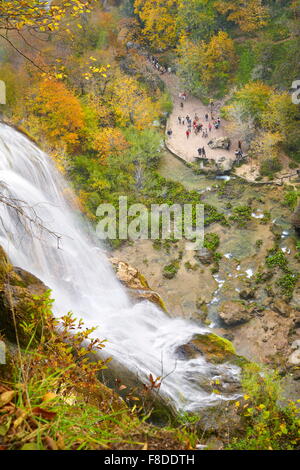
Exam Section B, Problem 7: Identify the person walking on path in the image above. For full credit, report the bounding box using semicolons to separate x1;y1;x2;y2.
209;122;212;132
197;148;202;157
186;129;190;139
178;116;182;125
202;147;206;158
205;113;209;121
238;140;242;150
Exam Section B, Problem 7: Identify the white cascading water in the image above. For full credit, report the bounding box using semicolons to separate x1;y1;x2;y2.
0;123;240;411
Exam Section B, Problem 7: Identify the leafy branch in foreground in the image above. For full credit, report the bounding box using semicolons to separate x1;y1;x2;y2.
228;363;300;450
0;292;191;450
0;0;96;73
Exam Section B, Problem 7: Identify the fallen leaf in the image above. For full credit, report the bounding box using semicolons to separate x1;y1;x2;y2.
0;391;15;407
42;392;57;403
32;407;57;421
13;411;27;428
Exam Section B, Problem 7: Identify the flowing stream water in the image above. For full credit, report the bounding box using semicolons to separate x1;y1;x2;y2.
0;123;240;411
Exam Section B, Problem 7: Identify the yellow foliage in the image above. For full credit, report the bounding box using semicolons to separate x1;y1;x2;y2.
215;0;269;32
235;82;274;118
108;72;159;130
134;0;180;49
93;128;129;161
0;1;95;34
250;131;283;161
202;31;236;85
261;92;299;138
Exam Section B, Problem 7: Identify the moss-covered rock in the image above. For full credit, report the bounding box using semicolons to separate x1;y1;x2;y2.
176;332;241;365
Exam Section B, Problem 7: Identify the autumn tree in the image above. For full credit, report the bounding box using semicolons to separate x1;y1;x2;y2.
107;72;159;130
28;79;84;148
261;91;300;161
176;37;206;96
224;102;256;149
177;31;236;96
202;31;236;90
234;81;273;122
177;0;218;41
215;0;269;32
134;0;179;49
93;128;129;162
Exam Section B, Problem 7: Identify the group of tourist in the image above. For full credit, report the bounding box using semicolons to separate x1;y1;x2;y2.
166;91;246;162
148;55;171;74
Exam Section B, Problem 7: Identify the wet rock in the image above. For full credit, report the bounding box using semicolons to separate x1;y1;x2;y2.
176;332;241;365
218;300;253;326
288;340;300;365
232;309;296;364
195;248;213;265
272;299;295;318
109;258;167;312
239;288;256;300
215;157;233;174
196;401;243;436
291;203;300;230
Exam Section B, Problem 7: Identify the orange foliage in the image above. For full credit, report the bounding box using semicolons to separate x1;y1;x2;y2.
29;79;84;147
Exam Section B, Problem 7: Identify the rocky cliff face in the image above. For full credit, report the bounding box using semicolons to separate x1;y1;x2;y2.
0;246;48;346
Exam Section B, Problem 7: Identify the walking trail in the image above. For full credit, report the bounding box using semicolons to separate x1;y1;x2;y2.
158;71;263;181
161;73;237;163
148;62;292;183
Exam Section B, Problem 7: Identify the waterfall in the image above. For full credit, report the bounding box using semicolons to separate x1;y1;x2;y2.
0;123;239;411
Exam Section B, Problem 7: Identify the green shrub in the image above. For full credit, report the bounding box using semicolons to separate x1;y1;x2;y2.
228;364;300;451
260;158;282;178
266;250;288;270
163;261;180;279
229;206;252;227
283;190;299;210
277;272;299;298
203;233;220;252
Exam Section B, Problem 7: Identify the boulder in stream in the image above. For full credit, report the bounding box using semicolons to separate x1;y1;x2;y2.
109;258;167;312
176;332;243;365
